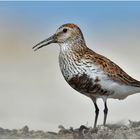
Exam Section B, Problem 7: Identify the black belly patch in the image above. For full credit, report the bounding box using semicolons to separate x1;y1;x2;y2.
68;74;109;96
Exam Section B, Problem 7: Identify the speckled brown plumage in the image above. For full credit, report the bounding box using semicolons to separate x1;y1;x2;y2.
63;45;140;88
80;47;140;87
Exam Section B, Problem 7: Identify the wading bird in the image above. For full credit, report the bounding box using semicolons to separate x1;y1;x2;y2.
33;23;140;128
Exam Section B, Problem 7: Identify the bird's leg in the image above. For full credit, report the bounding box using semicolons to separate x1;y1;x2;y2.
103;99;108;126
92;99;99;128
94;102;99;128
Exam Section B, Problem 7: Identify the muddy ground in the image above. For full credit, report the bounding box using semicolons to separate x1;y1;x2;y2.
0;120;140;139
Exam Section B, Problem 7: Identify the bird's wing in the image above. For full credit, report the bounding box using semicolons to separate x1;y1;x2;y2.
84;48;140;87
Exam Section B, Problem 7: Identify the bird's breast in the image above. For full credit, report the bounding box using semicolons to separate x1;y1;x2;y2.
59;52;84;80
59;52;112;97
59;51;100;81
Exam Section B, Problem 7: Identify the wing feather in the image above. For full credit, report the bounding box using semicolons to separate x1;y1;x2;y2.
83;48;140;87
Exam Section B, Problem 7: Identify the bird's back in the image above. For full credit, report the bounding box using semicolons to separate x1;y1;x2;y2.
83;48;140;88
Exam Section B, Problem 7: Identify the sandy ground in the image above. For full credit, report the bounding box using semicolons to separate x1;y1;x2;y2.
0;120;140;139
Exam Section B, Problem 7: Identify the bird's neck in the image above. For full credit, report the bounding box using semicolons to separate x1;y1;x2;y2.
59;39;87;53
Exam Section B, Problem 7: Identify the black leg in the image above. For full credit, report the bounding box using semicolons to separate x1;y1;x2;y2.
94;102;99;128
93;101;99;128
103;101;108;126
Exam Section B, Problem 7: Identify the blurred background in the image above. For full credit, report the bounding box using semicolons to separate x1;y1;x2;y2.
0;1;140;131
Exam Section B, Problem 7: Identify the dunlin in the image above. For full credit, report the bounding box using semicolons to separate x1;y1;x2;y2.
33;23;140;128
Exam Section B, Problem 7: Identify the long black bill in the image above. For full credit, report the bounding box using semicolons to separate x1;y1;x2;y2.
32;34;56;51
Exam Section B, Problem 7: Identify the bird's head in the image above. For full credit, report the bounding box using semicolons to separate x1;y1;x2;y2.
33;23;85;51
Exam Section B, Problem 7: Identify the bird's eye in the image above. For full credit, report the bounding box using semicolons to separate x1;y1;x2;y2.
63;28;67;33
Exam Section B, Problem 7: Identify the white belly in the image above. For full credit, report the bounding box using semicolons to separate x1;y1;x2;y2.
101;80;140;99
